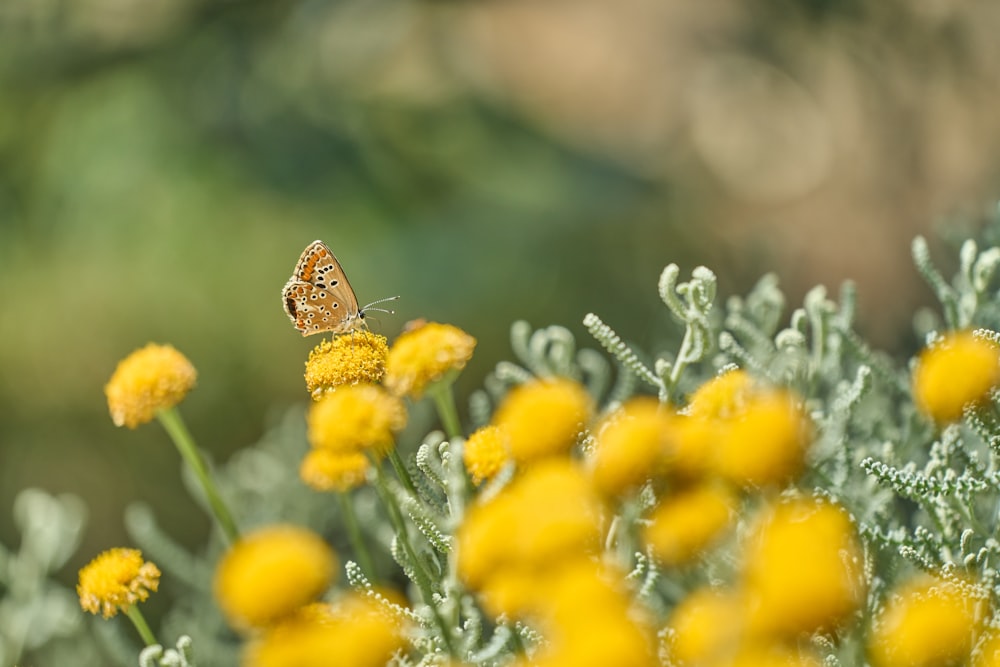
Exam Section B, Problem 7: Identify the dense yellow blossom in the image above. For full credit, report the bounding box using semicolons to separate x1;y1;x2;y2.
642;482;738;566
457;458;603;592
77;548;161;618
686;369;753;420
663;587;743;665
588;397;673;497
712;389;812;487
742;497;866;638
868;574;987;667
105;343;197;428
383;321;476;397
912;330;1000;423
463;425;510;484
492;378;594;464
245;593;406;667
307;384;406;458
213;525;337;631
299;449;369;492
304;331;388;398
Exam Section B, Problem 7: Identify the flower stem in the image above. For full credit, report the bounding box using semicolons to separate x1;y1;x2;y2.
157;407;240;545
125;606;158;647
387;447;419;497
372;462;456;657
337;491;378;583
428;381;463;441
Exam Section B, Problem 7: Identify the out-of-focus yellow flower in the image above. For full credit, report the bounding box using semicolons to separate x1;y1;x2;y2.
742;497;865;639
642;482;738;567
494;559;657;667
105;343;197;428
214;525;337;631
77;548;161;618
725;644;825;667
712;390;812;487
686;369;753;420
245;593;406;667
300;449;369;492
457;459;603;592
663;587;743;665
912;331;1000;423
304;332;388;399
307;384;406;458
588;397;673;497
868;574;987;667
463;425;510;484
493;378;594;465
383;321;476;398
666;415;715;479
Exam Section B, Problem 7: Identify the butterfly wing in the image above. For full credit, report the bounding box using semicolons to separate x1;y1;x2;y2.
282;240;364;336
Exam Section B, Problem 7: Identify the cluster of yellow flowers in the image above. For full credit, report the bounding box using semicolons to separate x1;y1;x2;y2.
82;323;1000;666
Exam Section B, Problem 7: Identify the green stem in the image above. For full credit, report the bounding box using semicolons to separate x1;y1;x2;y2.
125;606;158;647
337;491;378;583
428;381;463;440
372;462;456;657
157;407;240;545
387;448;419;497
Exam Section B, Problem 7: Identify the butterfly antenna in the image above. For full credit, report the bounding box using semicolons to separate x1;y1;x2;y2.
362;295;400;315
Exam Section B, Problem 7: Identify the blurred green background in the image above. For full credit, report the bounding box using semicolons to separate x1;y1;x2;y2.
2;0;999;637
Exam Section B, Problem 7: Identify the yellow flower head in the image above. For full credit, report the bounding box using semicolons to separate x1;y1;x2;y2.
588;397;673;497
213;525;337;631
974;629;1000;667
913;330;1000;423
528;560;657;667
300;449;370;492
77;548;161;618
383;321;476;398
742;497;866;638
304;331;388;399
105;343;197;428
307;384;406;458
493;378;594;465
664;587;743;666
463;425;511;485
868;574;987;667
712;389;813;487
457;458;604;592
246;593;406;667
642;482;738;567
686;369;753;420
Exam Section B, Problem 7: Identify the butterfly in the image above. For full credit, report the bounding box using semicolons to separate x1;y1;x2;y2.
282;240;399;336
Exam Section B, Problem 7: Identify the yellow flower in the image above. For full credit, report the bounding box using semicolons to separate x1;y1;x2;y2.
77;548;161;618
712;389;812;487
104;343;197;428
725;645;825;667
493;378;594;465
300;449;369;492
912;330;1000;423
457;459;604;593
686;369;753;420
534;562;657;667
463;425;510;484
588;398;673;497
246;593;406;667
663;587;743;665
214;525;337;631
642;482;738;567
307;384;406;458
742;497;866;638
383;321;476;398
868;574;987;667
304;331;388;399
